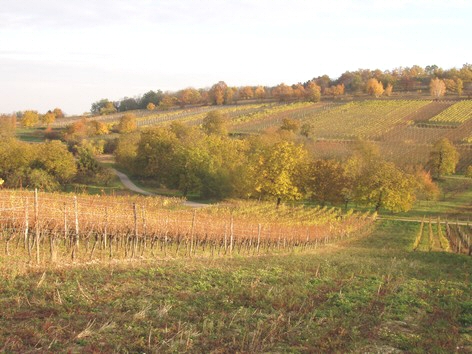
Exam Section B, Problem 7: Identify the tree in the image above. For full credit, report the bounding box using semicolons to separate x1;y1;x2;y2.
356;161;417;212
209;81;228;105
279;118;300;133
133;128;180;185
384;83;393;96
292;84;306;100
91;99;117;115
114;132;140;171
202;110;228;136
272;83;293;102
158;94;177;110
323;84;344;97
53;108;64;119
305;81;321;102
249;140;307;207
140;90;163;109
254;86;266;100
0;139;33;187
239;86;254;100
179;88;201;107
429;78;446;98
146;102;156;111
117;113;137;133
34;140;77;183
21;110;39;128
466;165;472;178
366;78;384;97
41;111;56;127
88;120;109;135
415;169;440;201
428;138;459;179
0;114;16;138
118;97;139;112
456;78;463;96
305;159;353;206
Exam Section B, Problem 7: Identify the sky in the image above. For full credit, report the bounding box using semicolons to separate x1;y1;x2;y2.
1;0;471;115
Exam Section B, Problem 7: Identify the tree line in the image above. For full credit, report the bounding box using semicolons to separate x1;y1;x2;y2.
90;63;472;115
114;111;460;211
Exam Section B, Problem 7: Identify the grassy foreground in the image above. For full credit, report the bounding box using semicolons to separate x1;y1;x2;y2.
0;220;470;353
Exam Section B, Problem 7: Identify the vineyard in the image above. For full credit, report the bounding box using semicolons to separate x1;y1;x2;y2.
429;100;472;125
296;100;431;139
412;217;471;255
0;190;375;269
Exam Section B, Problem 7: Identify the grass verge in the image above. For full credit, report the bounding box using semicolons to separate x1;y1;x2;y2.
0;220;470;352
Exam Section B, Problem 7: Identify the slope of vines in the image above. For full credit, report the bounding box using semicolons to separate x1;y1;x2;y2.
0;190;375;268
429;100;472;124
300;100;431;139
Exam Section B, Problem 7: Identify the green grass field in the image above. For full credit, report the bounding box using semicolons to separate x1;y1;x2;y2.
1;220;470;352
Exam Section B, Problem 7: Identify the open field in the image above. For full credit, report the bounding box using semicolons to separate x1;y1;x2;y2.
0;220;470;352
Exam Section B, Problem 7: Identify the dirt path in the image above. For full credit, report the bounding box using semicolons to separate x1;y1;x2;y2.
112;169;154;196
112;168;208;208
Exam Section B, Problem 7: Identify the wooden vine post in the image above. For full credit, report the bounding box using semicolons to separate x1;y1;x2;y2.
71;195;79;261
34;188;40;264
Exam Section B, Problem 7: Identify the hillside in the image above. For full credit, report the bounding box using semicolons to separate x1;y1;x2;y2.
1;220;470;352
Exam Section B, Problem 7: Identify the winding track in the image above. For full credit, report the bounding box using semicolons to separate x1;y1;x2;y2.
111;168;208;208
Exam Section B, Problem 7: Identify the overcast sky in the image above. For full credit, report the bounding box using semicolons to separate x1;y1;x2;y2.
1;0;471;115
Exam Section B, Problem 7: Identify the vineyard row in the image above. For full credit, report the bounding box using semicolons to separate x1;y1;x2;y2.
0;190;375;266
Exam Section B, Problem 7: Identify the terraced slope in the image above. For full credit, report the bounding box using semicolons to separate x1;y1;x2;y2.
429;100;472;125
300;100;431;139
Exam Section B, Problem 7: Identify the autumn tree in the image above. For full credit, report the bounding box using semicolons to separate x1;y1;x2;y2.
53;108;64;119
158;94;177;110
292;84;305;101
356;161;417;212
117;113;138;133
272;83;294;102
91;99;117;115
384;83;393;96
239;86;254;100
456;78;463;96
429;78;446;98
466;165;472;178
305;81;321;102
254;86;266;101
305;159;353;206
279;118;300;133
209;81;228;105
323;84;344;97
63;118;88;144
415;169;440;201
34;140;77;184
366;78;384;97
114;132;141;171
21;110;39;128
178;88;201;107
88;120;109;135
427;138;459;179
41;111;56;127
140;90;163;109
202;110;228;136
146;102;156;111
133;128;180;183
248;140;307;207
0;114;16;138
0;139;33;187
